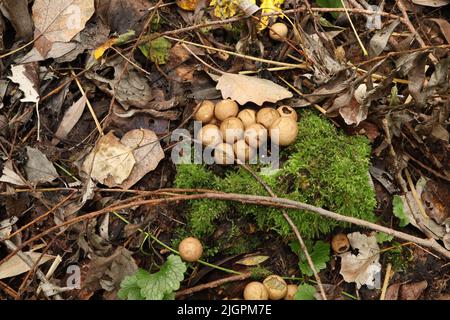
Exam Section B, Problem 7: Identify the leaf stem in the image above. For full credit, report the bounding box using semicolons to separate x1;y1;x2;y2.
112;211;242;275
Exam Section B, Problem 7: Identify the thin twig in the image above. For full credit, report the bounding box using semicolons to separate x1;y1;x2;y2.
70;69;104;136
176;272;252;298
240;164;327;300
2;190;449;269
379;263;392;300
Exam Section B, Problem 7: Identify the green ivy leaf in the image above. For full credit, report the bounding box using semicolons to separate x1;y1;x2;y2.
139;37;171;65
118;255;186;300
393;195;409;227
290;240;330;277
376;232;394;244
294;284;317;300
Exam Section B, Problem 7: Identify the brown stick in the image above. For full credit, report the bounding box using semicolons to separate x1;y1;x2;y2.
2;191;449;268
176;272;252;298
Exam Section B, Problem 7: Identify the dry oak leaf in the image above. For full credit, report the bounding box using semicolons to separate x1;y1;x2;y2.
119;129;164;190
82;132;136;187
32;0;95;56
216;73;293;106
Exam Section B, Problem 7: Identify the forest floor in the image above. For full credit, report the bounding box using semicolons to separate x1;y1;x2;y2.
0;0;449;300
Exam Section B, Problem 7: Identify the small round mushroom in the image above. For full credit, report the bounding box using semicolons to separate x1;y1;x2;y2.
244;123;268;148
178;237;203;262
194;100;215;123
237;109;257;129
269;117;298;146
284;284;298;300
243;282;269;300
263;275;288;300
220;117;244;143
256;108;280;129
331;233;350;254
233;139;256;163
269;22;288;41
277;105;298;122
197;124;223;147
215;99;239;121
214;143;235;165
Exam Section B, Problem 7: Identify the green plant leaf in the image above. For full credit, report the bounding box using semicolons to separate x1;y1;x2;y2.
118;255;186;300
393;195;409;227
376;232;394;244
294;284;317;300
139;37;171;65
117;269;148;300
290;240;330;277
316;0;343;18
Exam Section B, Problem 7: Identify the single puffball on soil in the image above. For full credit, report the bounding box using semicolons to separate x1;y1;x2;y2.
178;237;203;262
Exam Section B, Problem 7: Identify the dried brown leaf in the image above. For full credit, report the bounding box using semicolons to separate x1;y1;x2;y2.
339;232;381;289
428;18;450;44
8;63;40;103
119;129;165;189
216;73;292;106
399;281;428;300
52;95;87;145
0;251;55;280
32;0;95;57
0;0;33;40
81;132;136;187
24;147;59;183
369;20;400;57
411;0;450;7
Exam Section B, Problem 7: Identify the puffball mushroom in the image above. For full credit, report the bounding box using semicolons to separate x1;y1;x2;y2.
178;237;203;262
269;22;288;41
237;109;257;129
198;124;223;147
244;123;268;148
233;139;255;163
214;143;235;165
243;282;269;300
284;284;298;300
215;99;239;121
277;105;298;122
263;275;288;300
194;100;215;123
256;108;280;129
220;117;244;143
331;233;350;254
270;117;298;146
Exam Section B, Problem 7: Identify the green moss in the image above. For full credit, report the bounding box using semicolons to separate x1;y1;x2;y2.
174;111;377;244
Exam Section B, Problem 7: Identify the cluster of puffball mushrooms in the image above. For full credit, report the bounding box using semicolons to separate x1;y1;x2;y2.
178;237;299;300
195;99;299;164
